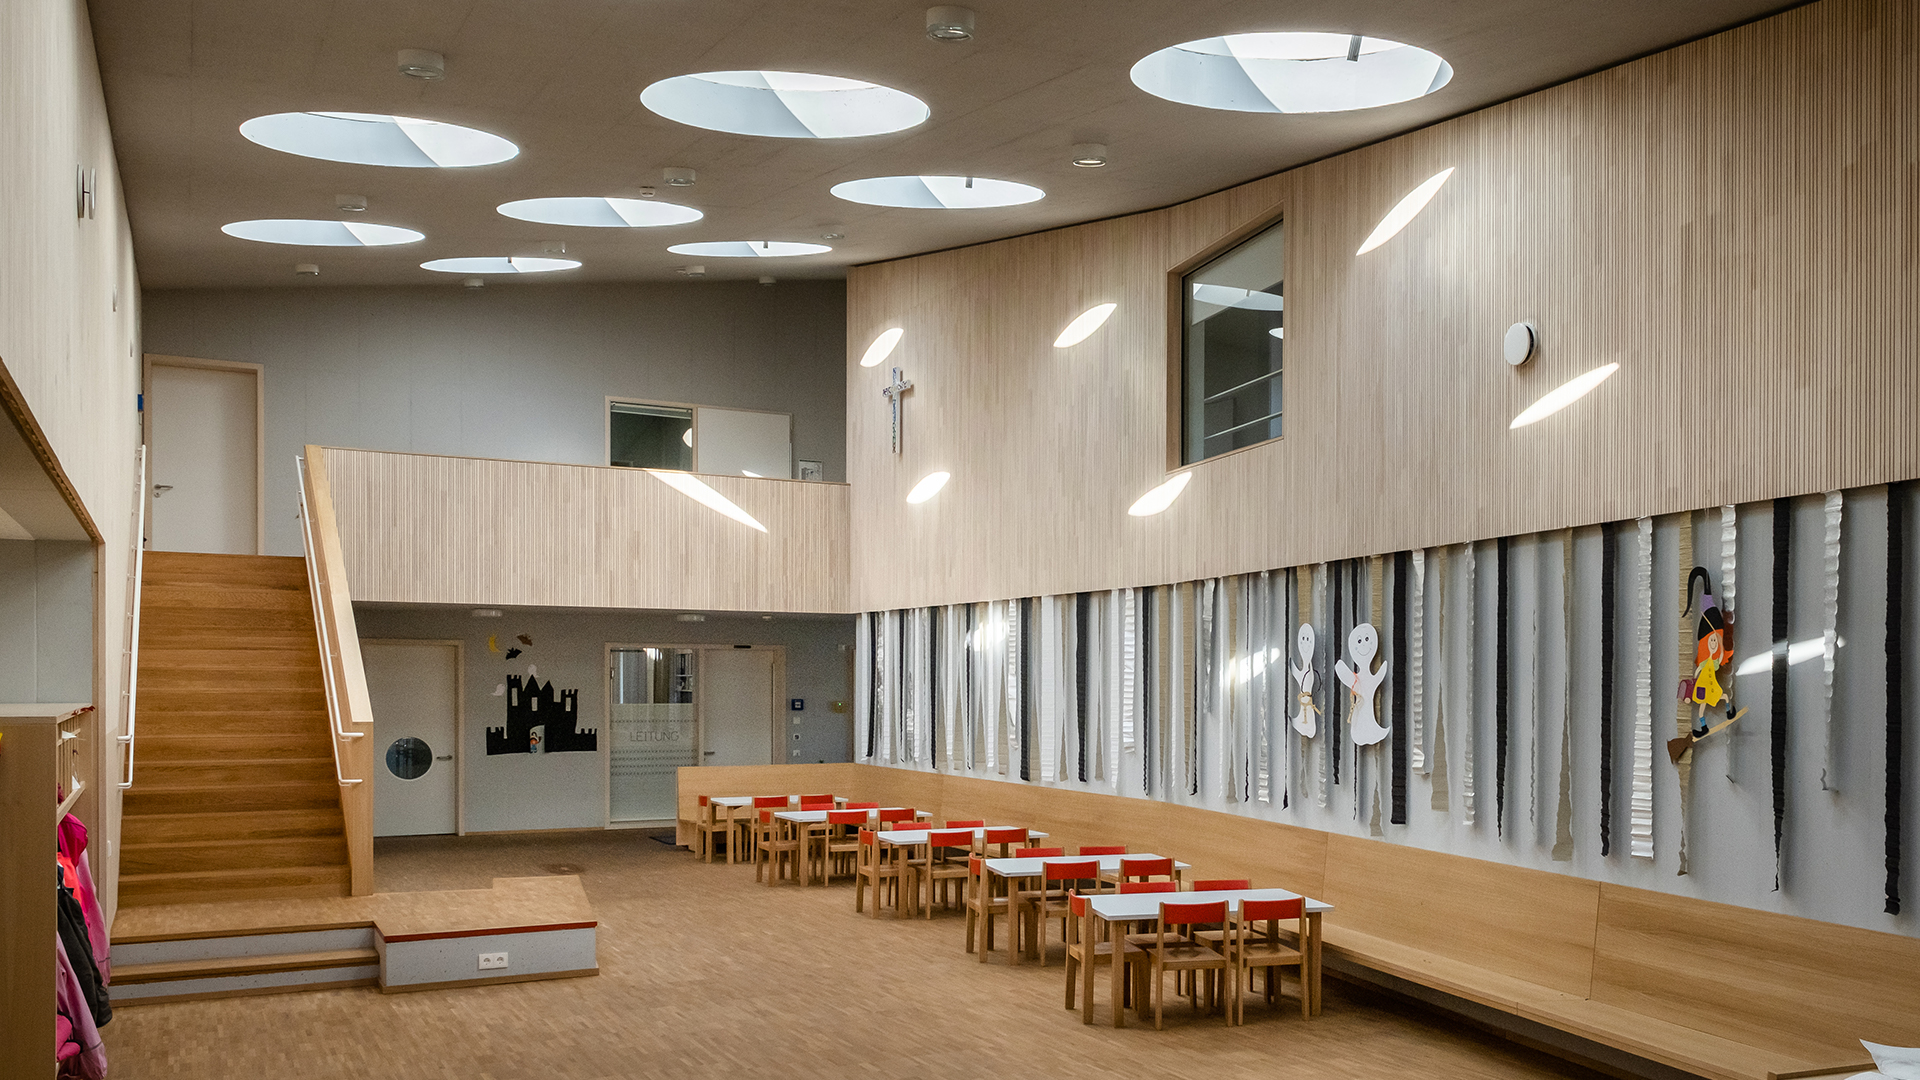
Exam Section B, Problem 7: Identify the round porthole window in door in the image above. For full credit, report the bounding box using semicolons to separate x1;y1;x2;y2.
386;737;433;780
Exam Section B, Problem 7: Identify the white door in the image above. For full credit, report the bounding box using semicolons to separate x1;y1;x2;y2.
702;648;775;766
365;641;460;836
148;361;259;554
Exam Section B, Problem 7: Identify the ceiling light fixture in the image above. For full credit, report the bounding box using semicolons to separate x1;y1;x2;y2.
831;175;1044;209
822;231;845;240
1356;167;1455;255
1054;303;1117;348
641;71;929;139
334;194;367;212
648;470;768;532
463;277;484;289
666;241;832;258
1070;143;1108;168
860;327;904;368
663;167;697;187
240;112;517;167
222;219;423;246
678;265;706;278
421;256;580;274
925;6;976;41
1509;363;1620;429
906;471;950;504
1128;472;1193;517
397;49;446;80
498;197;701;228
294;263;320;277
1132;32;1451;114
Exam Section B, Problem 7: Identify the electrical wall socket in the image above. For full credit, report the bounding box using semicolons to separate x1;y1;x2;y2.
477;952;509;971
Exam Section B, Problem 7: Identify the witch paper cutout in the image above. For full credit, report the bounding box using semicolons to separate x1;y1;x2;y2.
1668;566;1747;762
1334;623;1391;746
1290;624;1320;738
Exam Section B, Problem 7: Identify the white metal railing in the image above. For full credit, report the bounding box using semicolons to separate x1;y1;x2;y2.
117;446;147;789
296;453;364;787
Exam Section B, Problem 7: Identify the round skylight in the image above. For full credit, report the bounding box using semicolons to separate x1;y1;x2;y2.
830;175;1044;209
497;197;702;228
221;219;423;246
1131;33;1451;114
239;112;518;167
421;257;580;274
640;71;929;139
666;241;833;258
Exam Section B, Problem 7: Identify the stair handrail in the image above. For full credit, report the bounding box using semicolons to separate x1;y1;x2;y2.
296;453;365;788
117;445;147;789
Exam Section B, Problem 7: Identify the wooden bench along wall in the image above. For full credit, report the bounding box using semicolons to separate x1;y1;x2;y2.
678;764;1917;1080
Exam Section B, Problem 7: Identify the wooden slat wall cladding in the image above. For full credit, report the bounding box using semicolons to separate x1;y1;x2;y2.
324;447;850;613
844;0;1920;612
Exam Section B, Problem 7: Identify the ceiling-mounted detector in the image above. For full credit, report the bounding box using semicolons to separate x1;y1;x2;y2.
926;6;976;41
1504;321;1538;367
663;167;697;187
398;49;445;80
335;194;367;212
1070;143;1108;168
678;265;707;278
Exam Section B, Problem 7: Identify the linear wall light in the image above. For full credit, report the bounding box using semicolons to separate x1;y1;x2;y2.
1508;363;1619;429
1054;303;1117;348
1128;472;1192;516
647;470;768;532
1356;167;1454;255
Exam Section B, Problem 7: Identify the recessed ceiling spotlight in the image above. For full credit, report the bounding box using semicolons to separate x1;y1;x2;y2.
497;197;702;228
831;175;1044;209
640;71;930;139
678;265;707;278
543;240;566;255
335;194;367;212
398;49;445;80
860;327;904;368
925;6;976;41
663;167;697;187
421;256;580;274
463;277;484;289
822;231;845;240
637;187;658;199
1070;143;1108;168
240;112;517;167
1132;32;1452;114
223;219;423;246
294;263;320;276
666;241;832;258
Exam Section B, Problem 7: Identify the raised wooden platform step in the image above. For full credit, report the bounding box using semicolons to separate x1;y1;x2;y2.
115;947;380;984
118;864;353;907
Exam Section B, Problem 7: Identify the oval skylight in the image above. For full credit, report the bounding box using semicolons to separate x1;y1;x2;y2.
666;241;833;258
498;197;702;228
1131;33;1452;114
239;112;518;167
831;176;1044;209
221;219;424;246
421;257;580;274
640;71;929;139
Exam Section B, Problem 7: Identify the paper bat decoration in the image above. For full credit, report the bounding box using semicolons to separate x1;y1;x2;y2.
1334;622;1391;746
1290;623;1320;737
517;634;533;646
505;648;522;660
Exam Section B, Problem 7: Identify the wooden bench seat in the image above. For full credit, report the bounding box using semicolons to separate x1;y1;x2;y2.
1317;925;1581;1015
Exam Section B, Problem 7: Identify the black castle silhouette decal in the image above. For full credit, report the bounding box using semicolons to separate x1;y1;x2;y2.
486;675;597;755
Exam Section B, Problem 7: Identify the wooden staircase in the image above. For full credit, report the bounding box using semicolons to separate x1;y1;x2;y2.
121;552;351;907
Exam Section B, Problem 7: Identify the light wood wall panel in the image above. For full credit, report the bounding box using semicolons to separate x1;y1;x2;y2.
324;447;849;613
846;0;1920;611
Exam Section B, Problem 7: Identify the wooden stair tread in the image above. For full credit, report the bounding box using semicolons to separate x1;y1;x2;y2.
118;865;353;906
121;835;348;874
113;948;377;984
120;809;345;844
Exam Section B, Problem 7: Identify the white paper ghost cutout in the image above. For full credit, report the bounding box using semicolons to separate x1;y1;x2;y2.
1290;623;1319;738
1334;622;1391;746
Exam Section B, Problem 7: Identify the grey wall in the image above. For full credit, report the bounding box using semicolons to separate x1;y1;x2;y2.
141;280;847;556
0;540;96;703
353;604;854;834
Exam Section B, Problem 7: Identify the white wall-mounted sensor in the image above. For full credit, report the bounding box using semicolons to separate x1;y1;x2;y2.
1504;321;1538;367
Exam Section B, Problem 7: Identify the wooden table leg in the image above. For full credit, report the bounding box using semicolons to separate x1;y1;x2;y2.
1108;915;1126;1028
1307;912;1323;1016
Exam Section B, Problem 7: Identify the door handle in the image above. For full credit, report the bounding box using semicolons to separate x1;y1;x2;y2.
153;484;173;497
434;755;453;761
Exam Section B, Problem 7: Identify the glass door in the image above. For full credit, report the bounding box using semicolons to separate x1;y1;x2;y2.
608;647;698;823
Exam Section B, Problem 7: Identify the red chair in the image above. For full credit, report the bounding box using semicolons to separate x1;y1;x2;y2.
1065;891;1147;1024
1141;900;1233;1029
1225;898;1308;1024
754;809;802;885
1121;881;1178;894
964;855;1009;961
799;796;835;810
877;807;918;826
1107;855;1176;891
1018;858;1099;965
1078;845;1127;856
695;795;730;863
1191;879;1251;891
982;827;1028;856
945;819;985;828
915;828;975;916
1016;846;1065;858
855;829;905;917
819;809;870;884
751;795;790;808
799;793;833;803
845;801;880;810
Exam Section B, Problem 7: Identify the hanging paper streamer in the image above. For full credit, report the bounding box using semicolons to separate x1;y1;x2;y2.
1331;563;1345;790
1392;551;1410;825
1820;492;1843;791
1529;540;1542;831
1721;506;1740;783
1887;482;1907;916
1257;571;1273;804
1431;547;1451;812
1076;593;1091;783
1672;513;1696;875
1314;564;1330;809
1630;518;1655;861
1462;543;1477;825
1496;536;1511;837
1600;523;1618;856
1020;598;1036;781
856;612;873;761
1411;550;1428;774
900;609;914;765
1552;529;1576;861
930;607;944;768
1771;498;1791;890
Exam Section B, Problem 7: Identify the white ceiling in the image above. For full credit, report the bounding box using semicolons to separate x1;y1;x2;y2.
91;0;1796;290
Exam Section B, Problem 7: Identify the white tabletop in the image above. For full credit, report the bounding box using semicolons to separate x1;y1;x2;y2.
875;826;1050;846
710;796;778;808
983;853;1189;878
1084;887;1332;921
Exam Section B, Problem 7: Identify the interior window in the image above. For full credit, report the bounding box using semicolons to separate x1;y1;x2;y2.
609;401;693;470
1182;220;1284;462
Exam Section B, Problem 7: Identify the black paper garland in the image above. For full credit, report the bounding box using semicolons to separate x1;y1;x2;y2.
1772;498;1791;891
1392;550;1410;825
1075;592;1091;783
899;609;910;762
1019;596;1034;782
929;607;942;768
1496;535;1511;837
1601;523;1617;857
1330;561;1345;787
1888;482;1907;916
1142;586;1156;796
866;614;881;759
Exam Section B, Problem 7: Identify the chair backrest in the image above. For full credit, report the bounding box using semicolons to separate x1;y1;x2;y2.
858;828;877;846
799;798;834;810
983;827;1028;846
1017;847;1065;858
1069;891;1091;918
1240;897;1304;922
929;828;974;849
752;795;789;808
1045;858;1100;882
845;801;880;810
877;807;917;823
698;794;710;806
1118;856;1174;879
1192;879;1251;892
1121;881;1178;894
800;794;833;802
968;854;985;876
945;819;985;828
1078;845;1127;855
758;810;778;823
828;809;869;825
1159;900;1229;927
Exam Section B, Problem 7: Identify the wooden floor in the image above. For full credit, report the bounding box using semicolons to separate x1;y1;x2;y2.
102;831;1608;1080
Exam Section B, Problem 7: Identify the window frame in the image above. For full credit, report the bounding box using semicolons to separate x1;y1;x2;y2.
1163;202;1288;469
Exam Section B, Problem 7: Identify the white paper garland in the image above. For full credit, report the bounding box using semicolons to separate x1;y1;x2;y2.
1462;542;1477;826
1411;549;1428;774
1821;491;1843;791
1721;506;1739;783
1630;517;1655;860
